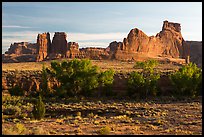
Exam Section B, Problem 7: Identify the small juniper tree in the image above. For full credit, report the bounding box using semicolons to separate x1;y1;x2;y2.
32;95;45;120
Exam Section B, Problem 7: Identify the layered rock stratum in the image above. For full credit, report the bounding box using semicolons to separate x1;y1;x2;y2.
2;20;201;66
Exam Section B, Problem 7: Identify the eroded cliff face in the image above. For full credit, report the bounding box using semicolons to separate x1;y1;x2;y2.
108;20;190;61
36;32;51;61
3;20;195;65
2;42;38;63
2;70;174;96
67;42;80;58
50;32;68;57
80;47;110;60
156;20;190;58
5;42;37;55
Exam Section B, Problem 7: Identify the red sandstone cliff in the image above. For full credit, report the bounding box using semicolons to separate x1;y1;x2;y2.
50;32;68;58
3;42;38;63
67;42;80;58
5;42;37;55
3;20;198;66
108;20;190;62
186;41;202;68
36;32;51;61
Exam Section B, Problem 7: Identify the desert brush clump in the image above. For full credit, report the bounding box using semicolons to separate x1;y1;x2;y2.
41;64;50;97
32;95;45;120
99;126;111;135
170;62;202;97
98;68;115;96
128;59;160;99
3;105;21;116
45;59;115;97
46;59;99;97
8;85;25;96
2;123;27;135
133;59;159;70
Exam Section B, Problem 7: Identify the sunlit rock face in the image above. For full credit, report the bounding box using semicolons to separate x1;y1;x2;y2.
108;20;190;61
5;42;37;55
36;32;51;61
2;21;192;64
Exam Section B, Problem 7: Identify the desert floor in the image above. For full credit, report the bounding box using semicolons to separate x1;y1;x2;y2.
2;59;181;72
2;60;202;135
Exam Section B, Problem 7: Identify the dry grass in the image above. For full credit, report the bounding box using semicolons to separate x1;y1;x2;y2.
2;59;195;135
2;59;181;73
2;95;202;135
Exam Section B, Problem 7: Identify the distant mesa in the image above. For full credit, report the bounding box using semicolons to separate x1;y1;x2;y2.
2;20;201;66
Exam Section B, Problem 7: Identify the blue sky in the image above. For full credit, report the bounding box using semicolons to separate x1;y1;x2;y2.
2;2;202;53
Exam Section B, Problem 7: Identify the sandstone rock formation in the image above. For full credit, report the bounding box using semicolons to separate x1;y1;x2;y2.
3;20;197;65
36;32;51;61
67;42;80;58
2;42;38;63
5;42;37;55
156;20;190;58
50;32;68;57
108;20;190;62
186;41;202;67
80;47;110;60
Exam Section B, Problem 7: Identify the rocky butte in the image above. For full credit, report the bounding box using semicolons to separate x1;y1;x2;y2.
109;20;190;62
2;20;201;66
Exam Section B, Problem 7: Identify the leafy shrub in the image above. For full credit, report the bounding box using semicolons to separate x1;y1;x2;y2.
88;112;94;118
46;59;115;97
3;105;21;116
128;60;160;99
2;95;35;120
2;125;23;135
2;123;28;135
76;111;82;117
2;126;18;135
98;69;115;96
99;126;111;135
15;123;27;134
2;95;22;106
32;95;45;120
46;59;99;97
133;59;158;71
170;63;202;97
8;85;25;96
41;64;50;97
